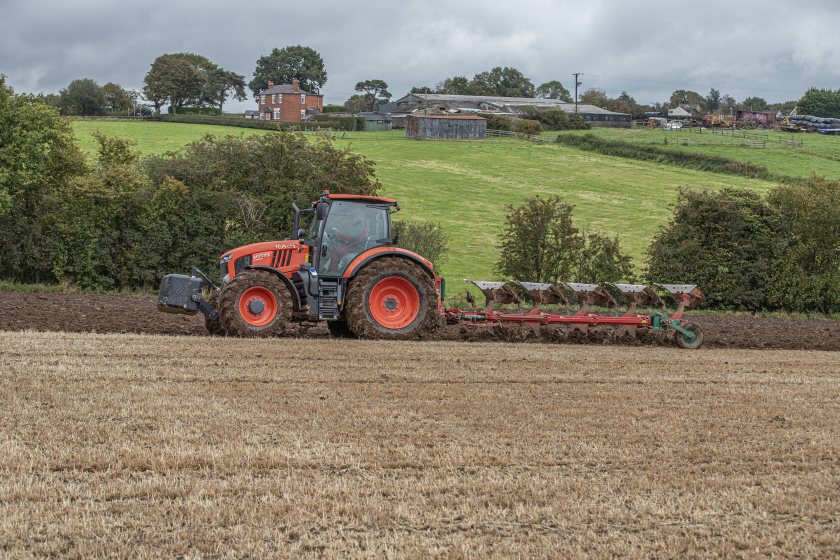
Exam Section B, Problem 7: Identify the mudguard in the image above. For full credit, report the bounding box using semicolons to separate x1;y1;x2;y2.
341;247;435;280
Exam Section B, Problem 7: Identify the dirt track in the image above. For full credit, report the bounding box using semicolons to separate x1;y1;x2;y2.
2;291;840;350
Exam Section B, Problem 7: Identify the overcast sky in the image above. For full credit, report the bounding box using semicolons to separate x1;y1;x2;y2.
2;0;839;113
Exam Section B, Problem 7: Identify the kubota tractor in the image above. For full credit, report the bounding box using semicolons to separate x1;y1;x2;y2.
158;190;441;339
158;190;707;347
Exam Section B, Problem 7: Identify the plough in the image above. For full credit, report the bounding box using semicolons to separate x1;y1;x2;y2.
446;281;705;349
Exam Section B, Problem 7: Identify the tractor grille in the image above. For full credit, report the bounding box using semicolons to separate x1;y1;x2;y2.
272;249;293;269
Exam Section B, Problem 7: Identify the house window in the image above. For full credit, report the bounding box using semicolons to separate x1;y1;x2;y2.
301;94;306;104
277;94;282;103
261;95;266;104
300;109;306;119
272;94;277;104
273;108;280;120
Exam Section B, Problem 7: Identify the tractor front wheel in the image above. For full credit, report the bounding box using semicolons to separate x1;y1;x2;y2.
219;270;293;337
345;258;437;340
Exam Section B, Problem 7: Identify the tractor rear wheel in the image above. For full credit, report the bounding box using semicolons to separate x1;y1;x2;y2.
345;257;437;339
219;270;292;337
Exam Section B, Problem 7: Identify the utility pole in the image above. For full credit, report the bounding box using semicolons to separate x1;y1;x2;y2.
573;73;583;114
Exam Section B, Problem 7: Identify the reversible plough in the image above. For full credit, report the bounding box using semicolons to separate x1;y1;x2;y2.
444;281;705;349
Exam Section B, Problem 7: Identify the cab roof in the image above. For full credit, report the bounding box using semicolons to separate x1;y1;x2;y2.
324;194;397;205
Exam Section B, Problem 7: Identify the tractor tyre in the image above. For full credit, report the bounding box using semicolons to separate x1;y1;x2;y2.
345;257;438;340
218;270;293;337
205;294;225;336
326;319;355;338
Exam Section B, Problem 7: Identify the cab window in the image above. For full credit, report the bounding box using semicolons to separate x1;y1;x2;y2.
318;201;389;275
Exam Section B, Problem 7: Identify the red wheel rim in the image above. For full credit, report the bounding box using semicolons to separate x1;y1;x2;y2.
238;286;278;327
368;276;420;330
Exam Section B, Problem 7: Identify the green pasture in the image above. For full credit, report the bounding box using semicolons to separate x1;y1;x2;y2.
72;121;778;283
557;126;840;180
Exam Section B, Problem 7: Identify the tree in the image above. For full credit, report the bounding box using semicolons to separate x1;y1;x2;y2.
797;88;840;118
436;75;475;95
497;196;581;283
0;76;86;282
669;89;705;109
143;53;213;113
59;78;107;116
740;96;768;111
392;221;449;269
205;69;246;113
579;88;608;107
536;80;572;102
767;176;840;311
410;86;434;94
354;79;391;111
249;45;327;96
344;94;368;113
705;88;721;111
497;196;633;283
647;189;783;310
471;66;534;97
720;93;737;113
103;82;132;113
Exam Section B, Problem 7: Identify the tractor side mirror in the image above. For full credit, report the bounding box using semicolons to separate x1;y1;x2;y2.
315;202;328;221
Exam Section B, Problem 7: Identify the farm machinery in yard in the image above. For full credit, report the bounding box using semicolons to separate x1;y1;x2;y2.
158;191;706;348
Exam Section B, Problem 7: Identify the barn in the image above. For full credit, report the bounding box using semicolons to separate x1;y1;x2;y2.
405;114;487;140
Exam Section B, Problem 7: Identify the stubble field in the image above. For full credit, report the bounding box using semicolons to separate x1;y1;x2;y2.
1;330;838;558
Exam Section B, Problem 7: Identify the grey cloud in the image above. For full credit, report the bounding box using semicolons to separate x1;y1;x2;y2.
2;0;839;113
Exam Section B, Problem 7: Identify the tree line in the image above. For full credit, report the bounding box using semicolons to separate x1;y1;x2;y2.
32;40;833;119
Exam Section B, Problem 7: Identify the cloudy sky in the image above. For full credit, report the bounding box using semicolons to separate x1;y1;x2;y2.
2;0;839;112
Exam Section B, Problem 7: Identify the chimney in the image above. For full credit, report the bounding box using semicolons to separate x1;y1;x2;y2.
267;81;274;89
292;78;299;92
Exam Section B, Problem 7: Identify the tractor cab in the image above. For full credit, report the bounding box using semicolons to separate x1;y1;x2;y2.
297;191;399;276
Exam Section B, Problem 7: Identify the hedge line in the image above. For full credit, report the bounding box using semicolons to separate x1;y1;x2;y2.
155;114;357;131
555;133;773;180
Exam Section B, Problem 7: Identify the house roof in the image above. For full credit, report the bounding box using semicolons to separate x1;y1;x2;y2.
395;93;628;116
259;84;322;96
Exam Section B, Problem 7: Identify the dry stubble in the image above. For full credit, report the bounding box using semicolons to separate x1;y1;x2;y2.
0;331;838;558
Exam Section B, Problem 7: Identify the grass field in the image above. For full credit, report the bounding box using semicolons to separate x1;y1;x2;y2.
558;126;840;180
71;121;780;283
1;330;838;557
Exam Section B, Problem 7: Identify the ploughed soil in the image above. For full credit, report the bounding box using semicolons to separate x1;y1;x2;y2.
2;291;839;350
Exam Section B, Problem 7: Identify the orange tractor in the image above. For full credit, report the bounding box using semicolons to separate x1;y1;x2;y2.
158;191;440;339
158;191;706;347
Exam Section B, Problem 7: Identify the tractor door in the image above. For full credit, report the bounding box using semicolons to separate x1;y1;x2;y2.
316;200;390;276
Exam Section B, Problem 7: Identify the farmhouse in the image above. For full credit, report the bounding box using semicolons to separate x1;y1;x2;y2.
405;114;487;140
257;78;323;122
394;93;631;128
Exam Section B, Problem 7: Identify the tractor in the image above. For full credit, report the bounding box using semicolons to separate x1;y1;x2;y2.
159;191;707;348
158;190;441;339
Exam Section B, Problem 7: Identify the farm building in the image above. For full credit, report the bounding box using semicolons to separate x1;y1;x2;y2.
243;110;260;119
737;110;779;125
405;114;487;140
355;112;392;131
667;106;693;119
390;113;408;129
394;93;630;128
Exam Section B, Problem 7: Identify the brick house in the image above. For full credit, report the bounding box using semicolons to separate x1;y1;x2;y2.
257;78;323;122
